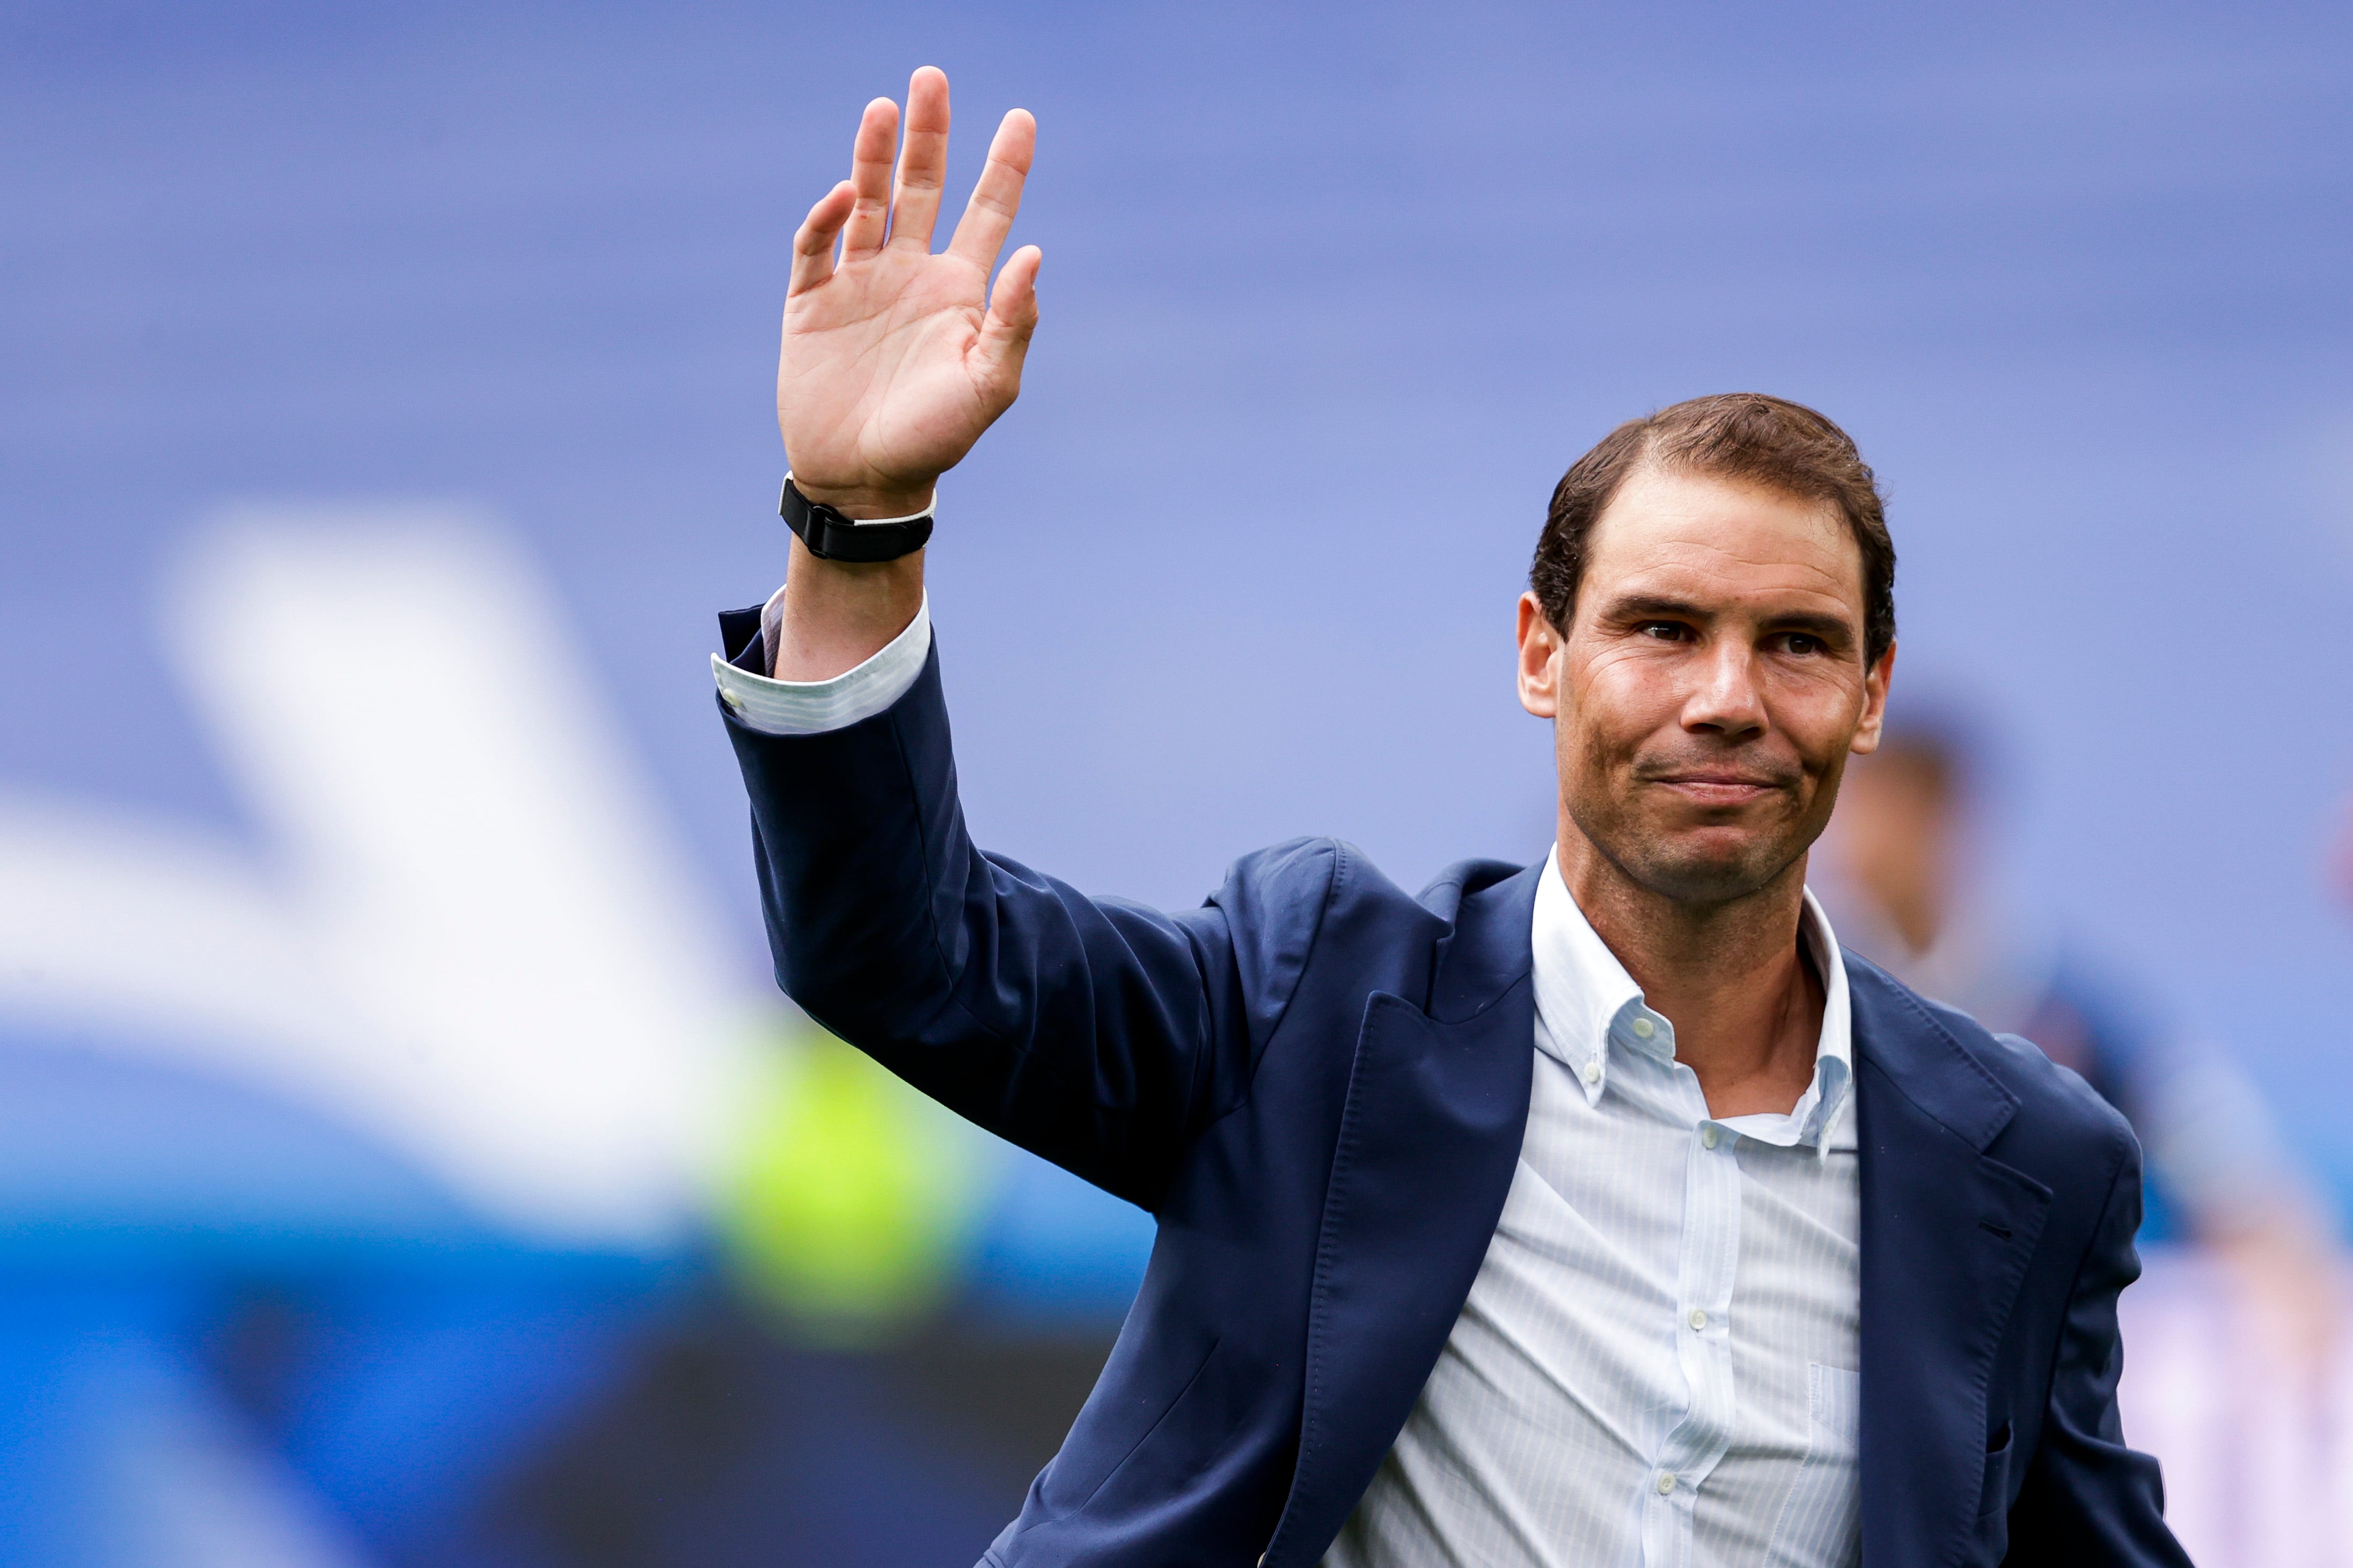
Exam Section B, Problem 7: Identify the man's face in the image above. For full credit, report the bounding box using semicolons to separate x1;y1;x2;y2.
1517;465;1893;907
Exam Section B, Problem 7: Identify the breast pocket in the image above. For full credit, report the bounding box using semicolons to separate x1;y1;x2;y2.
1766;1363;1862;1568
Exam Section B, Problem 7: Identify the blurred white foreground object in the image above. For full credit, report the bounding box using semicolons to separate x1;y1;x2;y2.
0;505;758;1248
2117;1246;2353;1568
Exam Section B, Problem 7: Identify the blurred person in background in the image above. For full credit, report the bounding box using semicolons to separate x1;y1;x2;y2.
1820;713;2344;1368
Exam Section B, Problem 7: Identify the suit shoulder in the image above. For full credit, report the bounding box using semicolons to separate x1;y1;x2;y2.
1191;838;1430;1058
1194;837;1354;979
1203;836;1457;978
1212;836;1432;923
1212;836;1342;915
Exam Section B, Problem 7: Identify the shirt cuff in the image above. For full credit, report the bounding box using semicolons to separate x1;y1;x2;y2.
712;587;931;735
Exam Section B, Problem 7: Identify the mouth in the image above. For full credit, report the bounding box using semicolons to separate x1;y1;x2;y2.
1647;772;1787;808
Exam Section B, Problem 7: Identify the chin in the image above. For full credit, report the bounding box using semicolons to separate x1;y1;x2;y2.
1624;836;1793;907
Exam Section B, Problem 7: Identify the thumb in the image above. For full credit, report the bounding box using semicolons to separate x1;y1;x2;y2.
975;245;1042;390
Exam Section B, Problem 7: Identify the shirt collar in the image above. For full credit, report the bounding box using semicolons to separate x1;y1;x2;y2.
1530;845;1855;1154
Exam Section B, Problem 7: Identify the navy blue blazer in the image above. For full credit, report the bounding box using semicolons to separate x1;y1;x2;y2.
720;615;2188;1568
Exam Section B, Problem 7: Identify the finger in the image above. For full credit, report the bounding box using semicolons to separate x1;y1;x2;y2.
975;244;1042;386
889;66;951;252
946;108;1036;273
841;96;898;257
789;181;856;295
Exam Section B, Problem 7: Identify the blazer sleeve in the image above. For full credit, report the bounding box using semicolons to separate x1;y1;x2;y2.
2002;1139;2193;1566
719;626;1334;1211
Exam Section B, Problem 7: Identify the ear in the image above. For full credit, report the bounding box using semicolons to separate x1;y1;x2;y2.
1517;592;1564;718
1850;641;1895;755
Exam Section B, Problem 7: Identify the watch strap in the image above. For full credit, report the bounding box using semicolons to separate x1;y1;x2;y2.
779;475;935;563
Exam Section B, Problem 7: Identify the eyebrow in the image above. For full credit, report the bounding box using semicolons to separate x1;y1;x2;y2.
1604;594;1710;622
1602;594;1857;642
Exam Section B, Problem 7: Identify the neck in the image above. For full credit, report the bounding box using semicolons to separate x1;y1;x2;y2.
1553;828;1826;1119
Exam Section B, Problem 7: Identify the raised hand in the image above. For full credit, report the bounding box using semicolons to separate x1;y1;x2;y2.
778;67;1039;518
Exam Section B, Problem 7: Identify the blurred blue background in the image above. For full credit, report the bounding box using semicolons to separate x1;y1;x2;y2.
5;2;2351;1563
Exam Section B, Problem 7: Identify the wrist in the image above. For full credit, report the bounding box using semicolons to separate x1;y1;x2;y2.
786;475;936;520
773;536;923;681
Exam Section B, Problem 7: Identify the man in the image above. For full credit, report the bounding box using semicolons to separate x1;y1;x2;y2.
712;68;2190;1567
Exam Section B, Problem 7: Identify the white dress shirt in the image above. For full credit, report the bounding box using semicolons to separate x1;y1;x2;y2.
716;594;1864;1568
712;583;932;734
1323;853;1859;1568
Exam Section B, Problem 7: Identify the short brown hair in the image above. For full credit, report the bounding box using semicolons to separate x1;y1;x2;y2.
1529;393;1896;666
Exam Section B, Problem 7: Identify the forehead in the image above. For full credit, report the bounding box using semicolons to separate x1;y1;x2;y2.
1582;465;1865;619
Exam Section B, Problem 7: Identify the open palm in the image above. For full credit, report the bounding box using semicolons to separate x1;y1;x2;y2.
778;68;1040;517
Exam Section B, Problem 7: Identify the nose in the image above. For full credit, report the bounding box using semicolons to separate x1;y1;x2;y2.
1680;638;1766;740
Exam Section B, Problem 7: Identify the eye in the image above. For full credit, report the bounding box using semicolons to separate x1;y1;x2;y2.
1638;621;1689;642
1783;633;1822;656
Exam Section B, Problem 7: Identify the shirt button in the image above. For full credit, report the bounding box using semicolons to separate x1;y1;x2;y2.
1631;1016;1656;1039
1701;1125;1719;1150
1583;1061;1601;1085
1689;1308;1708;1331
1656;1472;1676;1495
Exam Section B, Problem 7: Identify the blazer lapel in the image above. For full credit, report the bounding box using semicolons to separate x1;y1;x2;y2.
1262;863;1541;1567
1850;959;2053;1566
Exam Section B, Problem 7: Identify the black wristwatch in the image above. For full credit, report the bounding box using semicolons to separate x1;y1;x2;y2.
779;474;935;562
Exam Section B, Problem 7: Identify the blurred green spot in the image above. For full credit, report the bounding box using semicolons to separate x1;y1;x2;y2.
722;1025;984;1344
